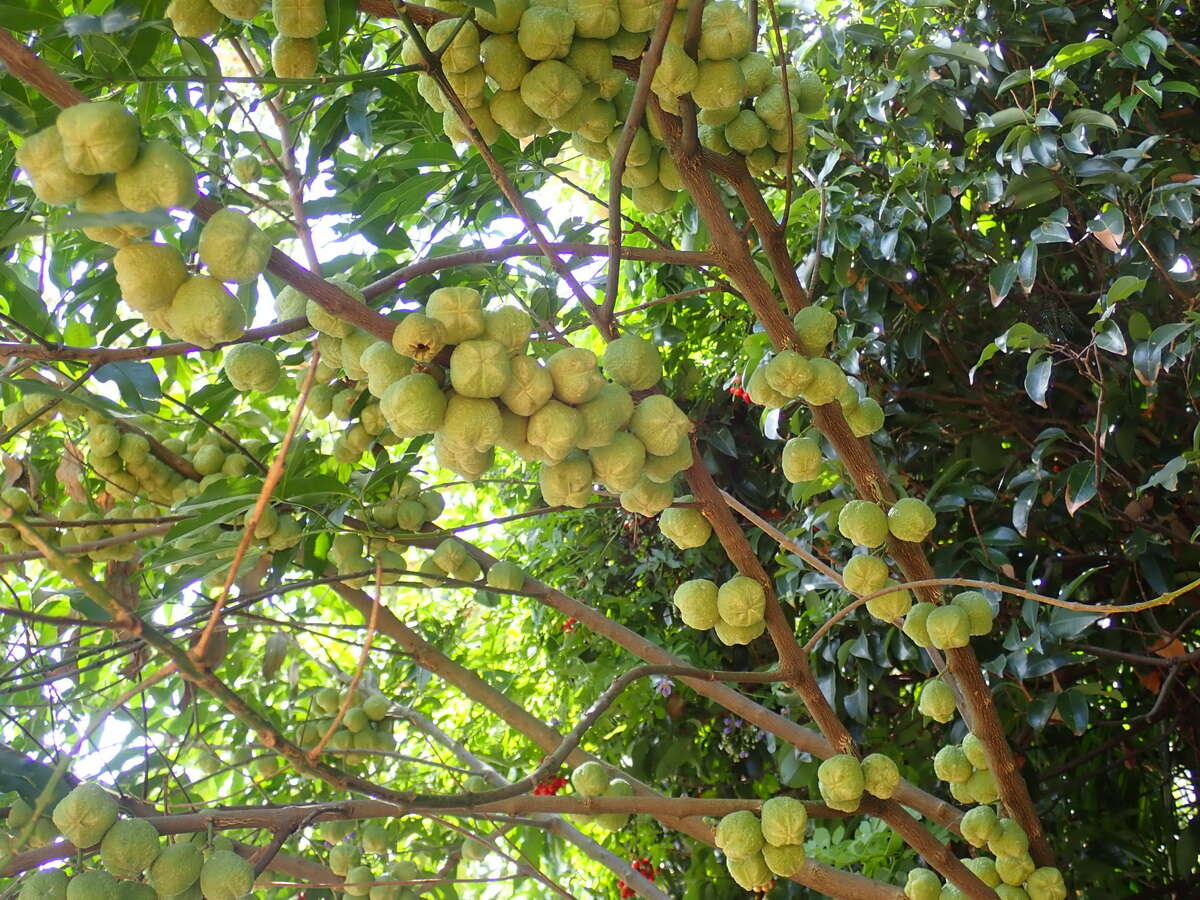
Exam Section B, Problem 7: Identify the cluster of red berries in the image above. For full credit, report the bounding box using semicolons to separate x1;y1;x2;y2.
562;616;578;633
728;375;751;403
532;775;568;796
617;858;656;898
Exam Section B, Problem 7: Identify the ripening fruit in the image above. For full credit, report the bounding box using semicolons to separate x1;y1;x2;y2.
961;733;988;769
838;500;889;548
988;818;1029;858
99;818;160;878
925;605;971;649
917;678;956;723
601;335;662;390
933;745;972;784
197;209;272;284
52;782;119;849
716;575;766;628
902;601;935;647
759;796;807;846
817;755;864;810
1026;867;1067;900
115;140;196;211
885;497;935;543
905;868;941;900
272;36;319;78
951;591;995;636
860;753;899;799
222;343;280;392
714;809;764;860
659;501;711;549
960;805;1002;848
842;554;889;595
147;841;203;895
15;126;99;205
56;102;141;175
995;853;1036;887
764;350;813;397
673;579;720;631
761;841;805;877
799;358;848;406
570;761;610;797
781;436;822;483
864;581;912;622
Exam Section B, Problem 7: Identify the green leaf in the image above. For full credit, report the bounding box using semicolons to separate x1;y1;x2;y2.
1017;241;1038;291
1013;482;1038;537
1025;351;1052;407
1045;39;1114;71
1106;275;1147;304
1048;606;1102;640
1057;690;1089;734
1138;455;1188;494
1001;322;1049;352
989;261;1017;306
1063;461;1097;515
1094;320;1127;355
1062;109;1120;131
94;361;162;413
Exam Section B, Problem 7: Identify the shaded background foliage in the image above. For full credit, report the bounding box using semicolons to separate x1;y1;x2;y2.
0;0;1197;898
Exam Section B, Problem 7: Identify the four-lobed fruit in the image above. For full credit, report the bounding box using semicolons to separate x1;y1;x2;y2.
904;868;941;900
52;782;119;849
199;848;254;899
838;500;889;548
888;497;936;543
781;435;822;483
759;796;807;847
197;209;272;284
222;343;281;392
816;754;864;810
98;817;160;877
570;761;611;797
714;809;763;860
716;575;765;628
672;578;720;631
658;500;711;549
147;840;204;895
864;580;912;622
860;752;899;799
56;102;141;176
917;678;956;723
925;604;971;649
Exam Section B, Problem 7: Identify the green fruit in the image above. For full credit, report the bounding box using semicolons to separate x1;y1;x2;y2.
601;335;662;390
619;475;673;517
904;867;941;900
272;35;319;77
861;753;899;799
594;776;634;830
486;560;526;591
148;841;204;895
642;433;692;483
995;854;1036;887
230;155;261;183
692;58;746;110
902;602;935;647
817;754;864;805
198;209;271;284
753;83;798;131
66;871;119;900
343;864;374;897
527;399;584;460
764;350;813;397
77;179;149;247
499;355;552;417
888;497;936;543
960;805;1001;847
714;809;763;860
571;761;610;796
114;140;196;211
759;796;807;846
933;745;972;784
917;678;956;723
961;733;988;769
391;312;447;363
713;617;765;646
569;0;619;38
1026;867;1067;900
211;0;262;19
926;605;971;650
99;817;161;877
726;852;773;891
449;339;513;399
996;889;1031;900
650;42;698;99
199;849;254;899
791;69;826;115
426;286;485;344
329;841;362;876
15;125;99;206
716;575;765;628
481;33;531;91
441;394;502;453
544;347;602;404
425;19;480;74
673;578;719;630
792;306;837;356
616;0;655;32
798;357;847;406
724;109;768;154
481;305;532;355
166;275;246;348
659;501;711;549
746;365;788;408
951;591;994;636
539;450;594;507
987;818;1029;858
380;374;446;438
362;693;389;722
56;102;140;175
222;343;280;393
274;0;325;37
477;0;525;31
966;768;999;804
165;0;225;37
52;782;119;849
761;841;804;877
577;383;634;449
838;500;889;548
18;869;69;900
845;397;885;436
865;580;913;622
629;395;690;456
781;435;822;483
521;59;584;120
842;555;889;595
699;1;752;59
518;6;575;59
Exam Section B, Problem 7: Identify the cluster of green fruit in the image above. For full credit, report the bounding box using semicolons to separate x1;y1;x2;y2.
905;812;1066;900
395;0;825;213
13;782;255;899
166;0;327;79
0;390;87;436
79;419;189;506
815;752;899;812
569;761;635;831
1;796;60;852
902;591;995;651
320;817;427;899
15;101;271;350
291;683;397;763
933;734;998;806
713;796;809;890
671;574;766;646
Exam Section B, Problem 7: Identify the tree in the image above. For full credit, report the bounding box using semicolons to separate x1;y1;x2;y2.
0;0;1196;897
